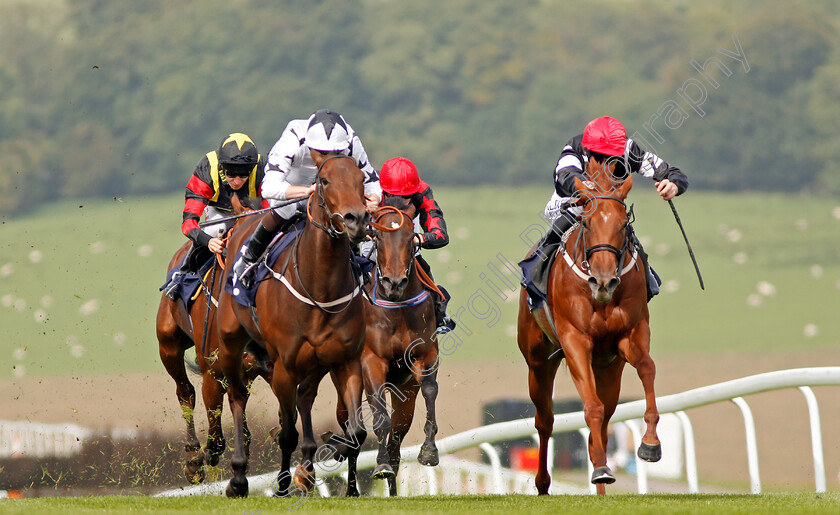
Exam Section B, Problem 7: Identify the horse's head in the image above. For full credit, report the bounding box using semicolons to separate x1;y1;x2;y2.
370;197;416;300
571;173;633;302
310;153;370;244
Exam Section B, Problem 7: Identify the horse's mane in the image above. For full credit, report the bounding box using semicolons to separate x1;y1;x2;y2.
383;195;412;210
233;192;261;212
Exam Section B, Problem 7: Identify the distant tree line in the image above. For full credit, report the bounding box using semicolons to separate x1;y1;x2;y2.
1;0;838;214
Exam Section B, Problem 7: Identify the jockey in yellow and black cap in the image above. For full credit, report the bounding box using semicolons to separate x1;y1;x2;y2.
164;133;267;300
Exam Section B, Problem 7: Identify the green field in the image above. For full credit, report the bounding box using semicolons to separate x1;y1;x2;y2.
1;186;839;379
2;493;839;514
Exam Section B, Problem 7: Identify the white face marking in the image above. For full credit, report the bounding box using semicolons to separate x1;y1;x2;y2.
390;222;400;229
600;211;610;224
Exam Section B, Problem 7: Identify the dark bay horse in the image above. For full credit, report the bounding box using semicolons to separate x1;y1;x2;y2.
357;200;440;496
518;170;661;496
156;198;271;484
216;154;370;498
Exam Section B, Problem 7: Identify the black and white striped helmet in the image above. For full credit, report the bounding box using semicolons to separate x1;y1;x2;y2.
305;109;351;153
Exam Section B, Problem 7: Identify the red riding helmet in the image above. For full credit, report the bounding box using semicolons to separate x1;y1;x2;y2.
380;157;421;196
582;116;626;156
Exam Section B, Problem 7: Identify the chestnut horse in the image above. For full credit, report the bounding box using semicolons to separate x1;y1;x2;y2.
156;198;271;484
518;169;661;496
216;154;370;498
359;200;440;496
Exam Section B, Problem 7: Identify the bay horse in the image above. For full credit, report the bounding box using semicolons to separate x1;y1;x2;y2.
518;169;661;496
215;154;370;498
156;196;271;484
347;199;441;496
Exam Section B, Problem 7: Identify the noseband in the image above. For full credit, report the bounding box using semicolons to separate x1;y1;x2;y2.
307;154;355;238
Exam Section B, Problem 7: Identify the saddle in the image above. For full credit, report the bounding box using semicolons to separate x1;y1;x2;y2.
160;253;216;310
225;218;307;307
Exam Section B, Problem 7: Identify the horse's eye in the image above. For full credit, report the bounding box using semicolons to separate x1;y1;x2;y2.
319;177;329;187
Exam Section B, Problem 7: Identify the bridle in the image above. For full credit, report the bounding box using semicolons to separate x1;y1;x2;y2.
306;154;354;238
369;206;415;290
575;195;635;276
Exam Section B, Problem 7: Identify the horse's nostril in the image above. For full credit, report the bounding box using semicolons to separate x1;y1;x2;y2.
344;213;357;225
608;278;620;291
588;277;598;287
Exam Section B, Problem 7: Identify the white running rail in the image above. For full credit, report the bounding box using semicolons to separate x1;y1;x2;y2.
0;420;92;458
156;367;840;497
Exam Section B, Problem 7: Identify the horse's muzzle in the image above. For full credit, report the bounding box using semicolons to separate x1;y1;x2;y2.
380;274;409;300
588;275;620;302
343;210;370;244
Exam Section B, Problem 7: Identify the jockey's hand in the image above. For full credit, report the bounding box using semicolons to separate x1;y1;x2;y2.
655;179;678;201
208;237;225;254
413;233;425;246
365;193;381;213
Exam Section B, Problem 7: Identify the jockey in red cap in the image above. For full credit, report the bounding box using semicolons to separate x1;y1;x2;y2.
533;116;690;302
367;156;455;333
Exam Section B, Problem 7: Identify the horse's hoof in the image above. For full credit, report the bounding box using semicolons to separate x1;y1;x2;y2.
185;451;206;484
637;442;662;463
225;478;249;498
293;467;316;493
204;451;220;468
372;463;395;480
185;465;205;485
418;443;439;466
591;466;616;484
320;430;334;444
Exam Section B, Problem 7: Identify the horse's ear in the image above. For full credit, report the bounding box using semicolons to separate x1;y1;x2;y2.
570;176;595;207
615;174;633;200
403;202;417;219
309;148;326;168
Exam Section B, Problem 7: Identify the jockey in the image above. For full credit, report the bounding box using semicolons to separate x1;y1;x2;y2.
164;132;267;300
233;109;381;289
375;156;455;333
540;116;689;300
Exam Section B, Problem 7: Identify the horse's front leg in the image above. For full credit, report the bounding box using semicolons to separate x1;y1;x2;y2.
270;364;300;497
562;331;614;493
293;368;329;494
218;339;251;497
329;358;368;497
526;358;561;495
201;368;226;467
362;350;395;481
415;349;440;467
386;384;418;497
619;322;661;462
157;325;203;484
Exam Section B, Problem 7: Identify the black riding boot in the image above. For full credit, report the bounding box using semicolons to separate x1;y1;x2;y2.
164;257;191;300
164;243;213;300
433;286;456;334
233;212;286;289
536;209;577;257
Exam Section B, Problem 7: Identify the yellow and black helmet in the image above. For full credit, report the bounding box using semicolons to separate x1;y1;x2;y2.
218;133;258;176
